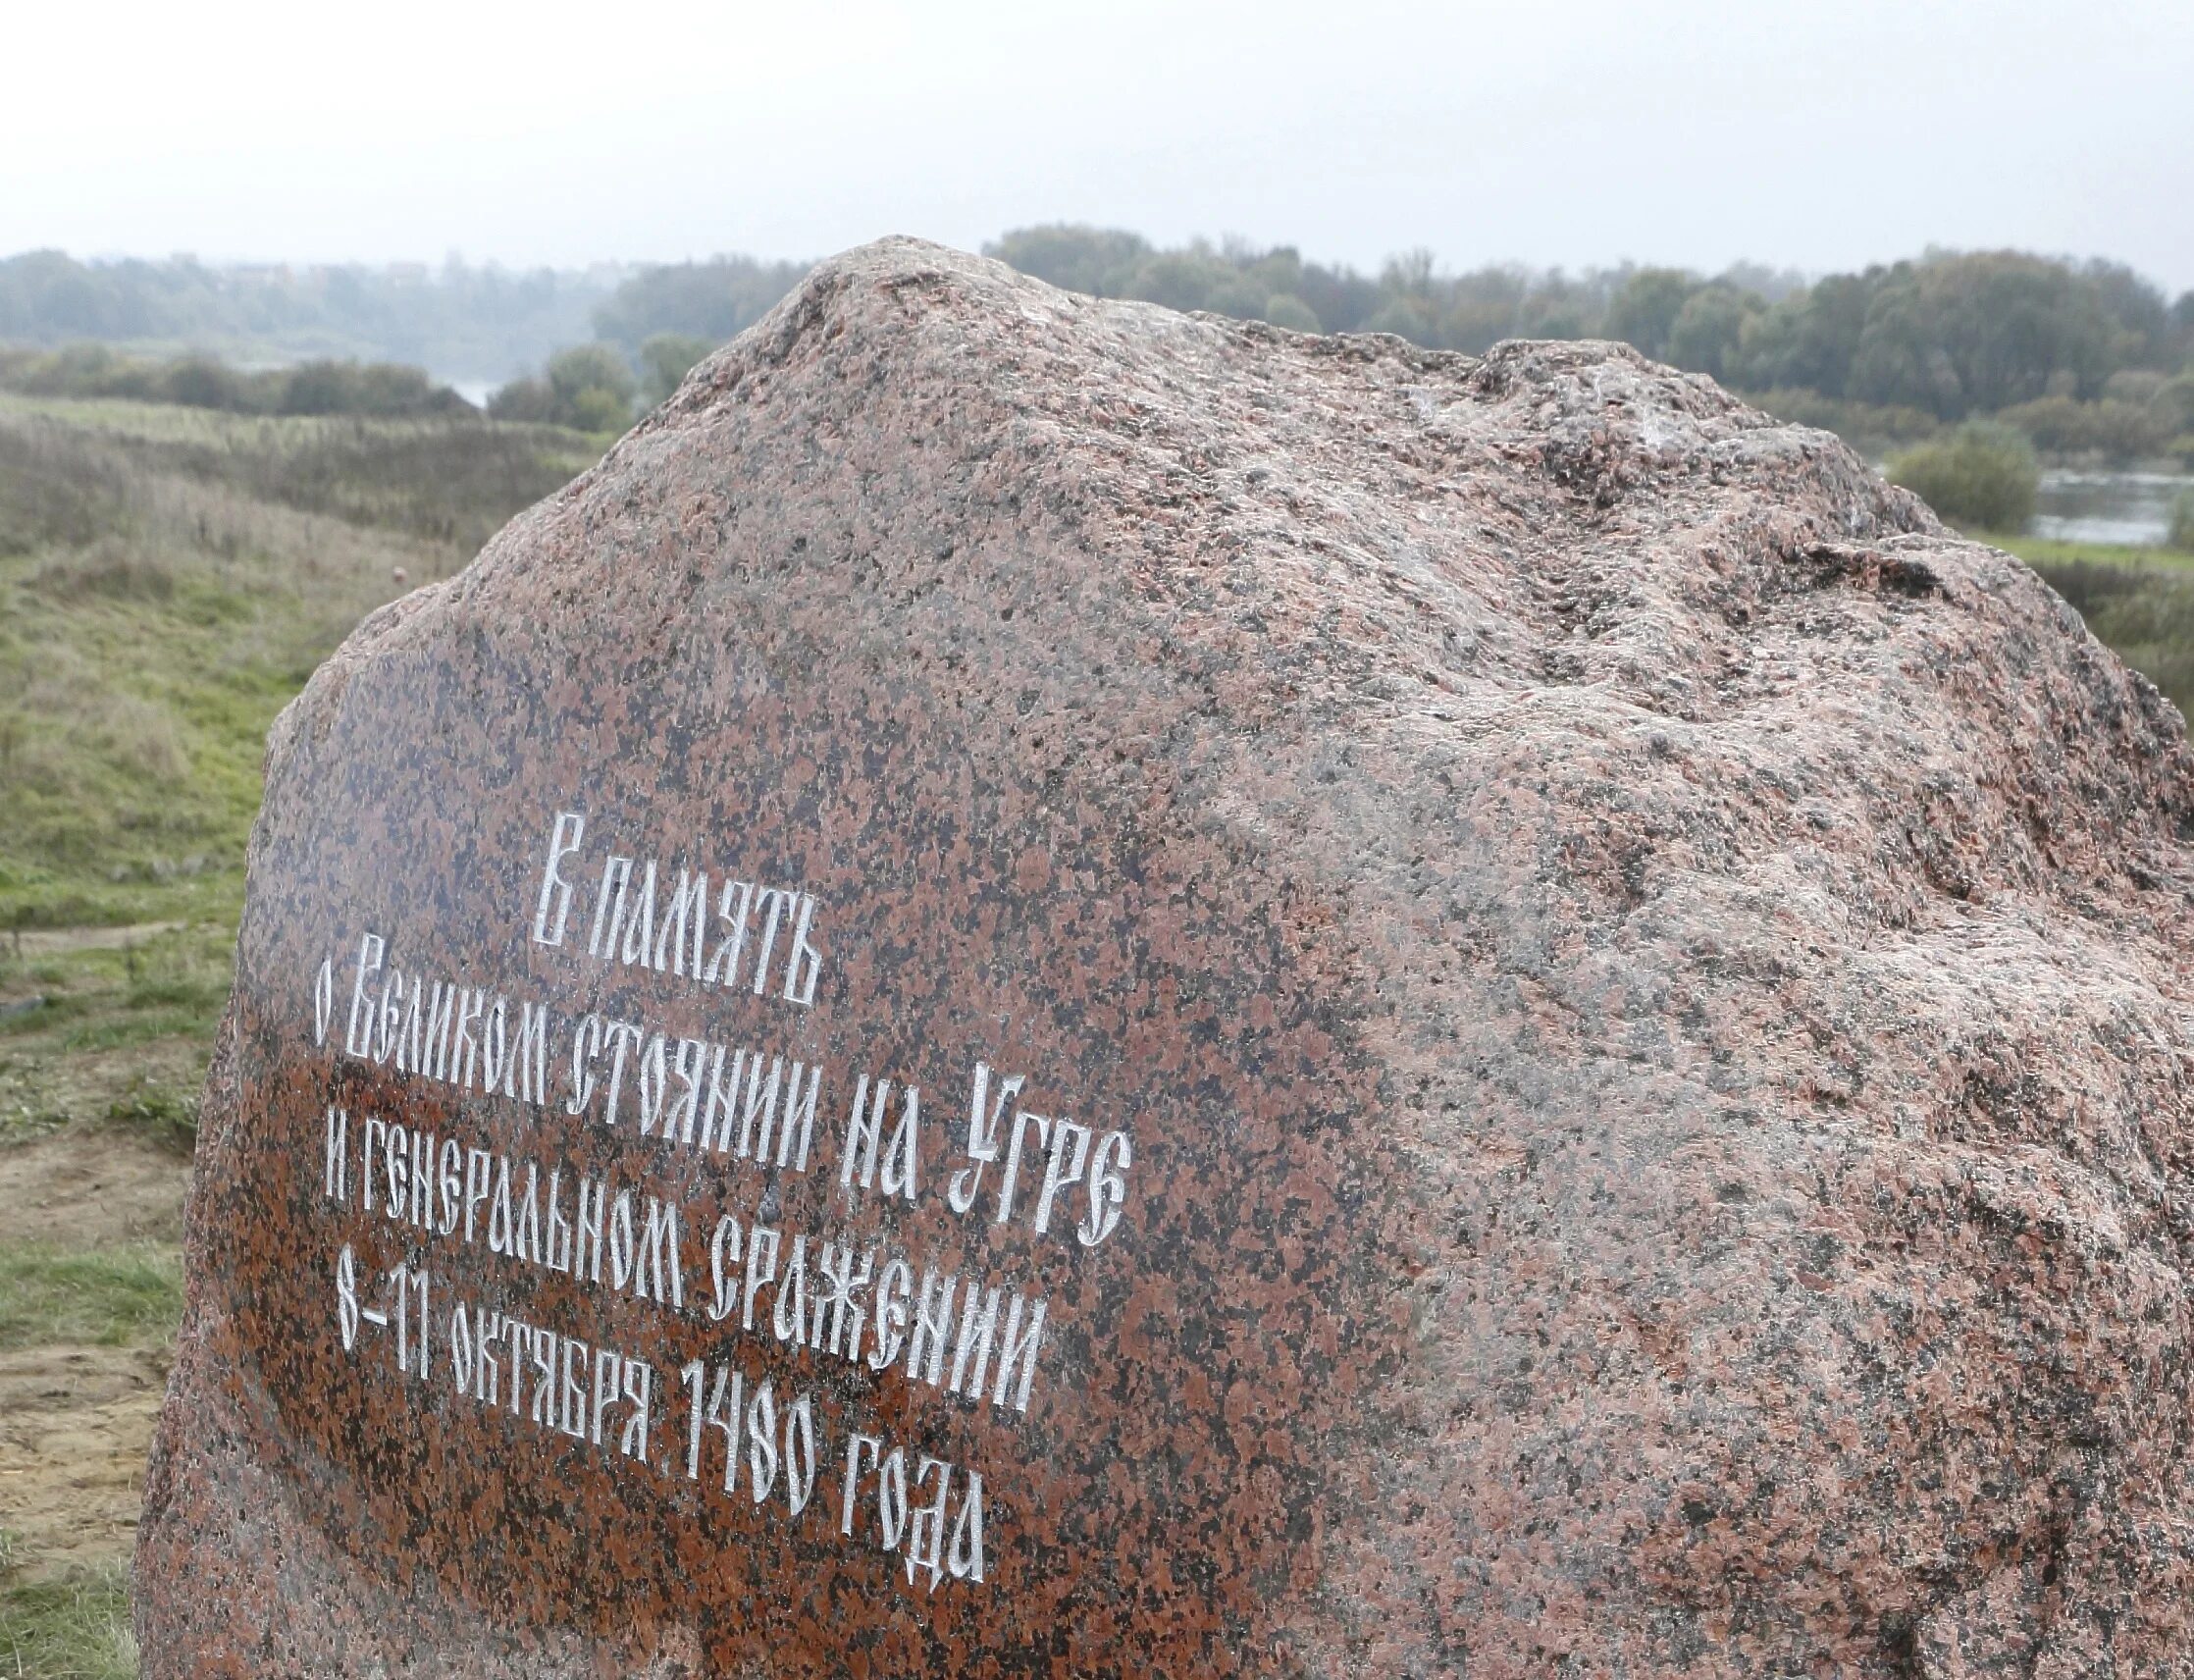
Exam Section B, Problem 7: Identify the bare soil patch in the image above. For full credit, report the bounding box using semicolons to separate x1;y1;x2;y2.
0;1132;193;1249
0;1343;169;1585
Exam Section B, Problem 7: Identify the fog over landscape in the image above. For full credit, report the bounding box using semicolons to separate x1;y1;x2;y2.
5;0;2189;287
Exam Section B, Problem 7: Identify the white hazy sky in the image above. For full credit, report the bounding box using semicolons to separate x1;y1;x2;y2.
5;0;2191;289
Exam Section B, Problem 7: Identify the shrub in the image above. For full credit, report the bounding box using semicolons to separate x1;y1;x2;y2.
2170;490;2194;553
1261;293;1322;333
0;342;474;419
1888;421;2039;532
639;332;715;406
1740;388;1942;454
486;376;553;423
489;344;640;431
567;386;634;433
546;344;636;413
161;356;247;411
1995;394;2168;462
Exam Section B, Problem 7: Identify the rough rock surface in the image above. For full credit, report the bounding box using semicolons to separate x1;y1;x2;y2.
138;238;2194;1677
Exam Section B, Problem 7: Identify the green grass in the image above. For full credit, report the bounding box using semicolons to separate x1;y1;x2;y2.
0;1565;136;1680
0;388;604;1676
1982;531;2194;574
0;1247;183;1351
0;394;599;1134
0;922;235;1147
0;395;596;933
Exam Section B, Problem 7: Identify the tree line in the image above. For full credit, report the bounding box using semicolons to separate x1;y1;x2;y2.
980;230;2194;455
7;234;2193;469
0;342;475;420
496;231;2194;464
0;250;611;384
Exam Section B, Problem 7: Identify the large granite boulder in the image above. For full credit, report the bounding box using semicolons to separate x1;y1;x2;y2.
138;239;2194;1677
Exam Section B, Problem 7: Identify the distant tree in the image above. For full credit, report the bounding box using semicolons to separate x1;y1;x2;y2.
565;387;632;432
639;332;716;406
487;376;554;424
1382;248;1438;298
1853;253;2116;417
279;360;358;415
1666;286;1759;385
1513;272;1599;342
1363;293;1441;343
591;258;809;353
1889;421;2039;531
984;226;1152;297
2154;372;2194;436
1261;294;1322;333
1291;260;1384;334
2083;259;2174;369
1739;272;1873;397
1715;261;1807;304
163;356;244;411
1123;247;1265;318
1604;269;1697;361
352;361;471;417
545;344;636;431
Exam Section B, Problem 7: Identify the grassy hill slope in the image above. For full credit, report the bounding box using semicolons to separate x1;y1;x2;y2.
0;395;596;1673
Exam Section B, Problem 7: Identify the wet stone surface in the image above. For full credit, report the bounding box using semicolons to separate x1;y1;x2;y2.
139;240;2194;1677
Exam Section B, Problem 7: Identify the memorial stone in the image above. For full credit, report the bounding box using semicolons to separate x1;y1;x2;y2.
138;239;2194;1676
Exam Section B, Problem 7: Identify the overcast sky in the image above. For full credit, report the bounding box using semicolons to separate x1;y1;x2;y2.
6;0;2191;289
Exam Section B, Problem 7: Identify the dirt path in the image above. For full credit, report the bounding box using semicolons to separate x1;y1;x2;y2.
4;922;186;960
0;1132;194;1249
0;1130;193;1587
0;1343;171;1581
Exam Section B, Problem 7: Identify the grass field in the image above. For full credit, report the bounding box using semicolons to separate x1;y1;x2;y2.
0;393;597;1675
0;389;2189;1674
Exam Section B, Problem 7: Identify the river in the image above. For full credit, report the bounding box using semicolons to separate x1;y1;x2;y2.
2033;468;2193;547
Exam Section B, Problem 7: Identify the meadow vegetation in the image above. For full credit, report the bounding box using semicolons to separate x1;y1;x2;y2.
0;391;597;1675
0;1566;136;1680
0;345;474;421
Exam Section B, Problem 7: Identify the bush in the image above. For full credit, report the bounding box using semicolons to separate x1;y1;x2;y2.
566;386;633;433
547;343;635;413
486;375;553;423
639;332;715;406
1995;394;2168;462
488;344;638;432
2170;490;2194;552
1261;293;1322;333
1888;421;2040;532
0;342;474;419
1741;388;1942;454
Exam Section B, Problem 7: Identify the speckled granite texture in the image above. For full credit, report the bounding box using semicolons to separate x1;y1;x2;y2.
138;238;2194;1677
